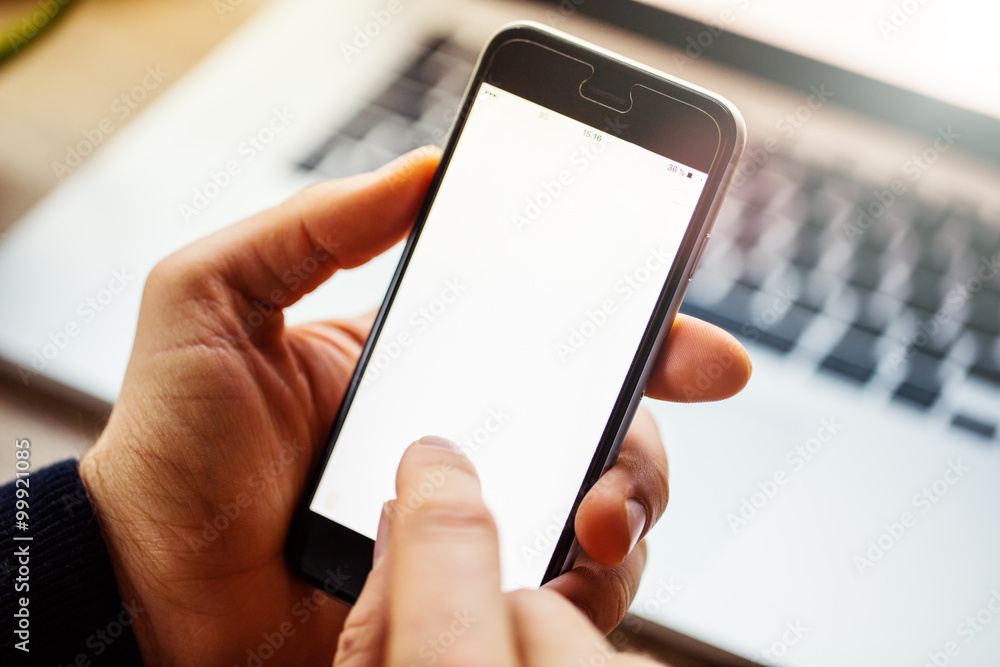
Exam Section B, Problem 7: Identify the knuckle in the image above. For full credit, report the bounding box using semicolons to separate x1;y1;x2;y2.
144;246;210;300
405;442;475;474
333;620;376;667
508;586;544;609
587;566;634;632
143;250;183;293
408;495;497;537
649;459;670;512
512;587;577;620
397;444;480;496
284;178;348;217
608;566;637;621
617;448;670;517
285;181;325;209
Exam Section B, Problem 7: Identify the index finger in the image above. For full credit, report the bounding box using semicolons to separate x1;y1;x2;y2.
387;437;517;667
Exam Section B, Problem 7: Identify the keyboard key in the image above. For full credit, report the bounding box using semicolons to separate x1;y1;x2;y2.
793;166;829;194
298;134;343;171
893;352;943;409
364;117;418;155
793;269;836;313
853;289;899;335
340;108;381;140
710;201;742;243
756;303;815;353
985;261;1000;297
400;38;453;86
790;226;826;268
965;291;1000;336
736;251;772;291
681;282;756;337
427;51;476;95
905;306;961;359
419;95;460;131
853;212;896;252
906;266;946;312
910;205;950;235
950;413;997;439
373;78;430;120
912;230;960;275
947;209;989;244
731;205;769;250
740;169;786;209
819;326;880;383
966;219;1000;256
968;334;1000;387
314;137;394;178
847;245;883;291
801;190;844;229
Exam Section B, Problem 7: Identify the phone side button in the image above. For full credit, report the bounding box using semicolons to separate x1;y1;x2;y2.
688;234;710;281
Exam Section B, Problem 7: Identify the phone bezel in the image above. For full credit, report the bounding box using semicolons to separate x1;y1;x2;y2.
287;22;745;604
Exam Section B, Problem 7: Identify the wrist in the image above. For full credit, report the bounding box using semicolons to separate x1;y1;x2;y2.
79;433;166;665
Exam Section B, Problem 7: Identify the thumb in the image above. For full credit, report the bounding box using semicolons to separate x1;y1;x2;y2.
162;146;440;317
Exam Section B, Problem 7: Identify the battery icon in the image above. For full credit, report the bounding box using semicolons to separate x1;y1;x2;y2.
686;172;693;178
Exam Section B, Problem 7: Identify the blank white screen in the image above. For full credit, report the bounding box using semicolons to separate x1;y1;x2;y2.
310;83;706;590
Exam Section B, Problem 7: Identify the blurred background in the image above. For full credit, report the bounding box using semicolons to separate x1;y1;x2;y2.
1;1;998;665
0;0;268;465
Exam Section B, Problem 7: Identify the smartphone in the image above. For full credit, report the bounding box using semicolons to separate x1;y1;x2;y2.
288;22;745;603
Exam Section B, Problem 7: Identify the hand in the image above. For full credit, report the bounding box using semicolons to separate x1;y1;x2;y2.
333;437;665;667
79;147;750;666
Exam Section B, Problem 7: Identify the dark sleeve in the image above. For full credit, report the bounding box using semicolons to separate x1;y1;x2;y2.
1;458;144;665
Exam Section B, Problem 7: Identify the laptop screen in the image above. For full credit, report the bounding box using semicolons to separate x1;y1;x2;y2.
641;0;1000;121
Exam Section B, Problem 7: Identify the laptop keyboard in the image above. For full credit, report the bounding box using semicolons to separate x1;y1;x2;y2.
298;38;1000;440
298;37;474;177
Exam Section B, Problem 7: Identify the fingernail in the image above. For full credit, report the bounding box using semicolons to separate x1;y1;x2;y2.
372;502;391;569
626;499;646;552
417;435;464;454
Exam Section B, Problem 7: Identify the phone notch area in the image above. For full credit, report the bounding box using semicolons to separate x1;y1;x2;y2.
578;64;634;113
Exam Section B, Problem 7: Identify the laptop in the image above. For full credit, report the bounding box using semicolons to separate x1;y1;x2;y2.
2;0;998;664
